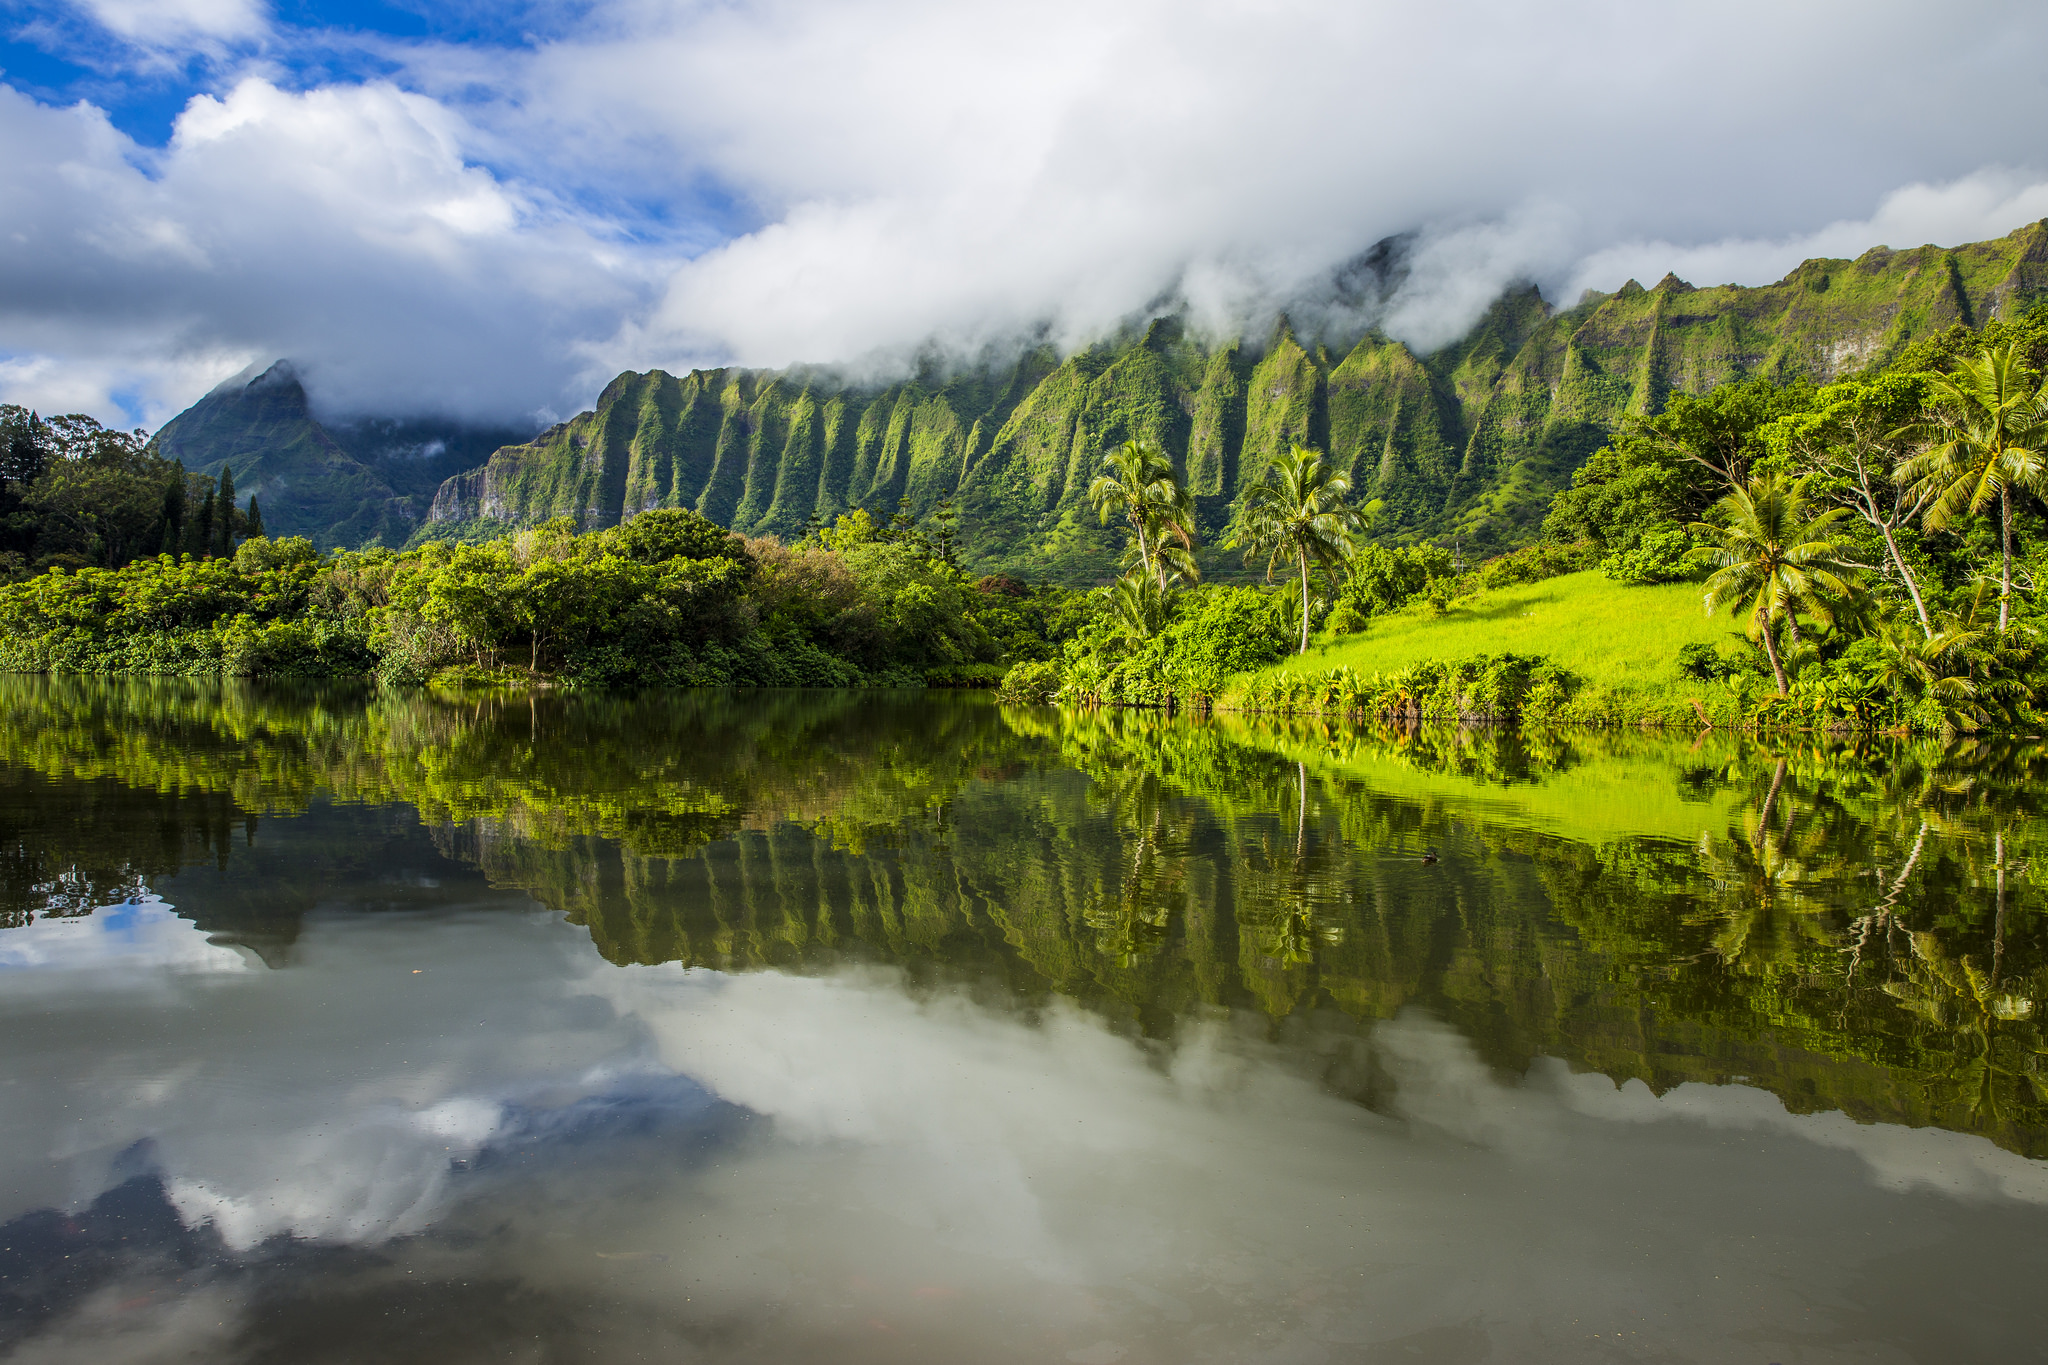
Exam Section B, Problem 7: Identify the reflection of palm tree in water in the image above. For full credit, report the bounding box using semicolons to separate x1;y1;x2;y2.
1692;757;1835;967
1839;805;2041;1128
1247;762;1347;971
1083;766;1192;967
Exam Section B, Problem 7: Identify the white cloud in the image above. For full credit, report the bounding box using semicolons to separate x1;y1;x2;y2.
0;76;655;424
1567;169;2048;298
9;0;2048;426
0;897;253;974
76;0;268;45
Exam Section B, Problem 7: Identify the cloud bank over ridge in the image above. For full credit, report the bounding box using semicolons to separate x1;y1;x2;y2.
4;0;2048;427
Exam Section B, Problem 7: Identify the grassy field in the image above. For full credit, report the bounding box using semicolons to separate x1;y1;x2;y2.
1254;571;1748;720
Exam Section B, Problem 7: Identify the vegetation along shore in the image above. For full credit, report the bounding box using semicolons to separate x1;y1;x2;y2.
2;291;2047;736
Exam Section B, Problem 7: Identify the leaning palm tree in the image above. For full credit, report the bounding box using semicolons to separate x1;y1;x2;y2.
1691;474;1862;695
1088;438;1197;590
1896;341;2048;632
1230;443;1365;654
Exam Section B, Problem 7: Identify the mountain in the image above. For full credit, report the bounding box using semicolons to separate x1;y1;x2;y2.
155;221;2048;568
151;361;528;548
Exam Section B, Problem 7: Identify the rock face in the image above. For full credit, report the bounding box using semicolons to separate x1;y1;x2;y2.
154;221;2048;565
421;222;2048;573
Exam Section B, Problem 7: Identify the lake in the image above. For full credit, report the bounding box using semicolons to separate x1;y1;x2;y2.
1;678;2043;1363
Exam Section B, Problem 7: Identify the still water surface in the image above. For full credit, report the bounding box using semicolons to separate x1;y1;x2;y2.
1;679;2045;1363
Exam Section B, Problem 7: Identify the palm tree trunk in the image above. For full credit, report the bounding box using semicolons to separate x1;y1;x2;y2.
1753;758;1787;850
1999;487;2013;633
1993;829;2007;986
1133;516;1154;588
1296;761;1307;862
1296;551;1312;654
1759;613;1789;695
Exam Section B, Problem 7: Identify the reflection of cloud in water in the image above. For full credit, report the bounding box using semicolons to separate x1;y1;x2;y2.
0;898;253;976
1557;1058;2048;1205
0;907;657;1243
5;909;2048;1362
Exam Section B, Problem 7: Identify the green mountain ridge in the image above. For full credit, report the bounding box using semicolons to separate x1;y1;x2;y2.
151;361;526;548
160;222;2048;571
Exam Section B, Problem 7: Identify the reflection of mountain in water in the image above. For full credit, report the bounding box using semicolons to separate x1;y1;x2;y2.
2;675;2046;1156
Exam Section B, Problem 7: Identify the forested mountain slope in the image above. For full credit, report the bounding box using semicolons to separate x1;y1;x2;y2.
151;361;524;548
159;223;2048;571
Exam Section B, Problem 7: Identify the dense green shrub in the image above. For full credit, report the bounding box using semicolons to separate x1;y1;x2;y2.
997;659;1062;704
0;507;1072;690
1600;526;1698;584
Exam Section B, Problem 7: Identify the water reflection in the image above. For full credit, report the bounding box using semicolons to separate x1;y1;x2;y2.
2;678;2047;1359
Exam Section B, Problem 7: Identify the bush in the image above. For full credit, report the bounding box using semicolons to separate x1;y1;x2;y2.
1343;543;1453;617
998;659;1062;704
1600;526;1697;585
1326;600;1369;635
1676;642;1729;681
1478;541;1596;590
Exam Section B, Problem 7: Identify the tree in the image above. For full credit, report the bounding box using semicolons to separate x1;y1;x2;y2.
1099;569;1178;643
1088;438;1195;590
0;406;50;489
1545;378;1811;550
1765;373;1937;635
1896;341;2048;632
1691;474;1863;695
1871;618;1985;735
214;465;238;558
246;495;264;541
1231;443;1365;654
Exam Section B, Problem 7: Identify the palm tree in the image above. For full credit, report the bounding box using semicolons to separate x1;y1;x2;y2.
1872;616;1985;735
1100;569;1179;643
1230;443;1364;654
1691;474;1862;695
1896;342;2048;632
1088;438;1197;590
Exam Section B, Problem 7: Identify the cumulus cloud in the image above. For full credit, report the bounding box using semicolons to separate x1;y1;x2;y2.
0;74;654;424
78;0;266;45
6;0;2048;425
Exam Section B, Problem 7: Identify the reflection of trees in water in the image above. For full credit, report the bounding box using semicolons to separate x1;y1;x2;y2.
5;677;2048;1152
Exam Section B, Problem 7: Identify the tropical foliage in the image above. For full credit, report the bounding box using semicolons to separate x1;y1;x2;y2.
1230;442;1368;653
0;507;1095;688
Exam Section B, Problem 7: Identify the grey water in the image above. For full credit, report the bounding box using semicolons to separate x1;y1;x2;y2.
1;679;2044;1363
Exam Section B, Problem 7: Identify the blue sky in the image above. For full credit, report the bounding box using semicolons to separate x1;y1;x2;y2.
5;0;2048;429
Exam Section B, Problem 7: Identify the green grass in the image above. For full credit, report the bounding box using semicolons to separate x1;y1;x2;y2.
1256;570;1748;721
1232;724;1756;846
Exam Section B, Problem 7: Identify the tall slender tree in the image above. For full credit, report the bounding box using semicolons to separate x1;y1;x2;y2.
246;494;264;541
1897;342;2047;632
214;465;237;557
1088;438;1196;590
1692;474;1863;695
1230;443;1364;654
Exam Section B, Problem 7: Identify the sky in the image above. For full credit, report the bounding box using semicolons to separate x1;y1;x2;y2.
5;0;2048;431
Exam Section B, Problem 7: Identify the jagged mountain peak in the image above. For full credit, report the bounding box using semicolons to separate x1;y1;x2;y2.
152;222;2048;569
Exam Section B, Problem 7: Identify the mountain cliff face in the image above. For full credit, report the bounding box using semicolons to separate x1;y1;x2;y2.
151;362;526;548
151;222;2048;567
423;222;2048;574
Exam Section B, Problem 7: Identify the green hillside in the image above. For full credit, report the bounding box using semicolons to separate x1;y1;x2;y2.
421;222;2048;574
1258;570;1732;721
150;362;523;549
149;222;2048;565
